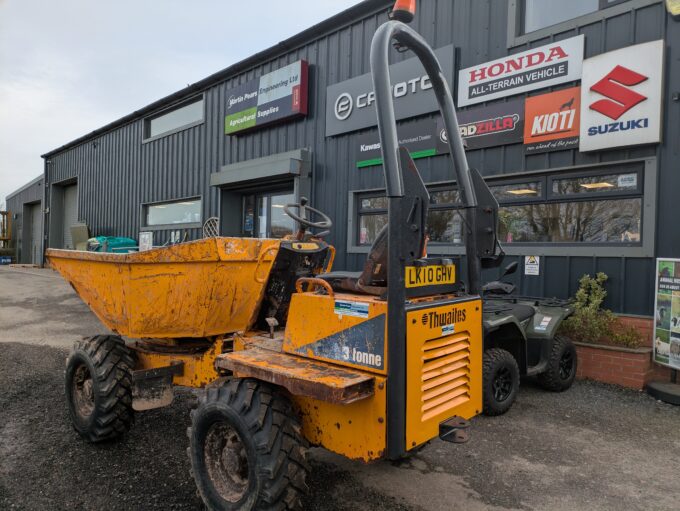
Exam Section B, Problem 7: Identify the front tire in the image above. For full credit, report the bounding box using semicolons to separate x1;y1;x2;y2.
64;335;135;442
537;335;577;392
482;348;520;416
188;379;309;511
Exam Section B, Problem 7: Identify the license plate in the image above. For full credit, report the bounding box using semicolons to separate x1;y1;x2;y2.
405;265;456;288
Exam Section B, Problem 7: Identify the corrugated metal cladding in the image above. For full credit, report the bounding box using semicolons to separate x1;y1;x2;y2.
5;176;43;263
42;0;677;315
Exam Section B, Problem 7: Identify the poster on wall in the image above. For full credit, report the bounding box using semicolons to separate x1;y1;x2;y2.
457;35;584;107
224;60;308;135
653;258;680;370
524;86;580;154
579;40;664;152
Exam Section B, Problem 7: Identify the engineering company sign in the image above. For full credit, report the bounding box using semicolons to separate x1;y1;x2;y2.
579;40;664;152
325;45;454;137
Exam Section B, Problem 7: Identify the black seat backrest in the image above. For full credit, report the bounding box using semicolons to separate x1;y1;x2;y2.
358;147;430;289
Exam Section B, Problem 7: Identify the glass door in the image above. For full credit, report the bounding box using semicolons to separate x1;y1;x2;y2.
242;190;295;238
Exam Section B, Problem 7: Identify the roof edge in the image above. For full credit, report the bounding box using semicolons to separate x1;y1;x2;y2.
42;0;391;159
5;174;44;202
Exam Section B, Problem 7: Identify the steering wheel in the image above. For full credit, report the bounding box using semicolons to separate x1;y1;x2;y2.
283;199;333;230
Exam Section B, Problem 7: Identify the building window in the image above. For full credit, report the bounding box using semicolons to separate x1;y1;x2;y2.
355;186;462;246
522;0;629;34
143;197;202;228
352;167;644;249
144;96;204;140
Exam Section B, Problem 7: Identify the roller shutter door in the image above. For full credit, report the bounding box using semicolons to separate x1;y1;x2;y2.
30;203;42;264
62;185;78;249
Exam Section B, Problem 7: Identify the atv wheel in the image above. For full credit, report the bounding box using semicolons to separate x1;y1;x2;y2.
64;335;135;442
188;379;309;511
537;335;577;392
482;348;520;416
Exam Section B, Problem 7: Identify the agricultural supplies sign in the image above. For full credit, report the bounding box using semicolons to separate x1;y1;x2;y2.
579;40;664;152
524;87;580;154
458;35;584;107
654;258;680;370
224;60;308;135
326;45;454;137
355;118;440;168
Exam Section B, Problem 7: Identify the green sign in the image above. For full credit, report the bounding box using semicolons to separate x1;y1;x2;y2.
224;60;308;135
654;258;680;369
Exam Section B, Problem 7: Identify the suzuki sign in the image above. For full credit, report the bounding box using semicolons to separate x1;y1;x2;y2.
579;40;664;152
458;35;584;107
325;45;454;137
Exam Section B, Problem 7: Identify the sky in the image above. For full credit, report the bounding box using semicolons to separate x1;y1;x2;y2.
0;0;364;208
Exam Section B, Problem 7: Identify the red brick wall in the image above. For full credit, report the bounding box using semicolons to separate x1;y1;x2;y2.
618;315;654;348
575;344;652;390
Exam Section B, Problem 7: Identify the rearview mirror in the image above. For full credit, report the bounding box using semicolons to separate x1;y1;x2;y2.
501;261;518;278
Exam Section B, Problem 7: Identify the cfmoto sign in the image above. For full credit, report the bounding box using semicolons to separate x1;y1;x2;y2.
325;45;454;136
334;93;353;120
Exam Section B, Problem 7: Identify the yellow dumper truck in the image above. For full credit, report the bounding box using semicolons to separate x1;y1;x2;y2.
48;2;505;509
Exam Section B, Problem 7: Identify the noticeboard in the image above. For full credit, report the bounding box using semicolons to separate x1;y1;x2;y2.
653;258;680;370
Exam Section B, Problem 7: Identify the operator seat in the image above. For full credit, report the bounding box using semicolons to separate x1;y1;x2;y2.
316;224;388;296
316;147;430;296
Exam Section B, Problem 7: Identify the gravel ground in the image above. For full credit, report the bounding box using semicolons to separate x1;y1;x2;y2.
2;266;680;510
1;342;679;511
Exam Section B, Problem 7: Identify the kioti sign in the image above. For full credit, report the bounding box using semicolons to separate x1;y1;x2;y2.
458;35;584;107
524;87;580;154
224;60;308;135
579;40;664;152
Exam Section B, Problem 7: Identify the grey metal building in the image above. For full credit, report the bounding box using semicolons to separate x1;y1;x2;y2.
5;175;44;265
11;0;677;315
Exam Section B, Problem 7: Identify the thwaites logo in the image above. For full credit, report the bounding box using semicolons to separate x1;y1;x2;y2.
421;307;467;329
334;75;432;121
460;113;520;139
587;65;649;135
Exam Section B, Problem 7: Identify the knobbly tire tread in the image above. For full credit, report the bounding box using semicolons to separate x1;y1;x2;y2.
482;348;520;416
188;378;309;511
537;335;577;392
65;335;135;442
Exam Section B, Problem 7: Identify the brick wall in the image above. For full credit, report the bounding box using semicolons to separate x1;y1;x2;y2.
575;344;652;390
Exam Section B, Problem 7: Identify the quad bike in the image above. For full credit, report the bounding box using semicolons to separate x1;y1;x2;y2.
481;261;577;415
48;2;508;510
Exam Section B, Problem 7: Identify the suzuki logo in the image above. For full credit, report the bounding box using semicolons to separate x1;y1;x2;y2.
590;65;648;120
334;93;353;120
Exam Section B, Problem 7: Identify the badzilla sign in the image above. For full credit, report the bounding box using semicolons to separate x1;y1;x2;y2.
579;40;664;152
458;35;583;107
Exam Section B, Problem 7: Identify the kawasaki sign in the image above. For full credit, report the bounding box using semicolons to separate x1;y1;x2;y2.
325;45;454;137
224;60;308;135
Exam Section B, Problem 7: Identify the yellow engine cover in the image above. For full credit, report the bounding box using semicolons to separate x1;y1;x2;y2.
405;297;482;449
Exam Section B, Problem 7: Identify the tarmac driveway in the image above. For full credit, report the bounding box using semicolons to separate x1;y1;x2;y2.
1;266;679;511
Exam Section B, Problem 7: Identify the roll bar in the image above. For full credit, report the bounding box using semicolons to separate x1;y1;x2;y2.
370;20;482;295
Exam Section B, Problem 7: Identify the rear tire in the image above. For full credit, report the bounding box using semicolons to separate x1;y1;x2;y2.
188;378;309;511
537;335;577;392
482;348;520;416
64;335;135;442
